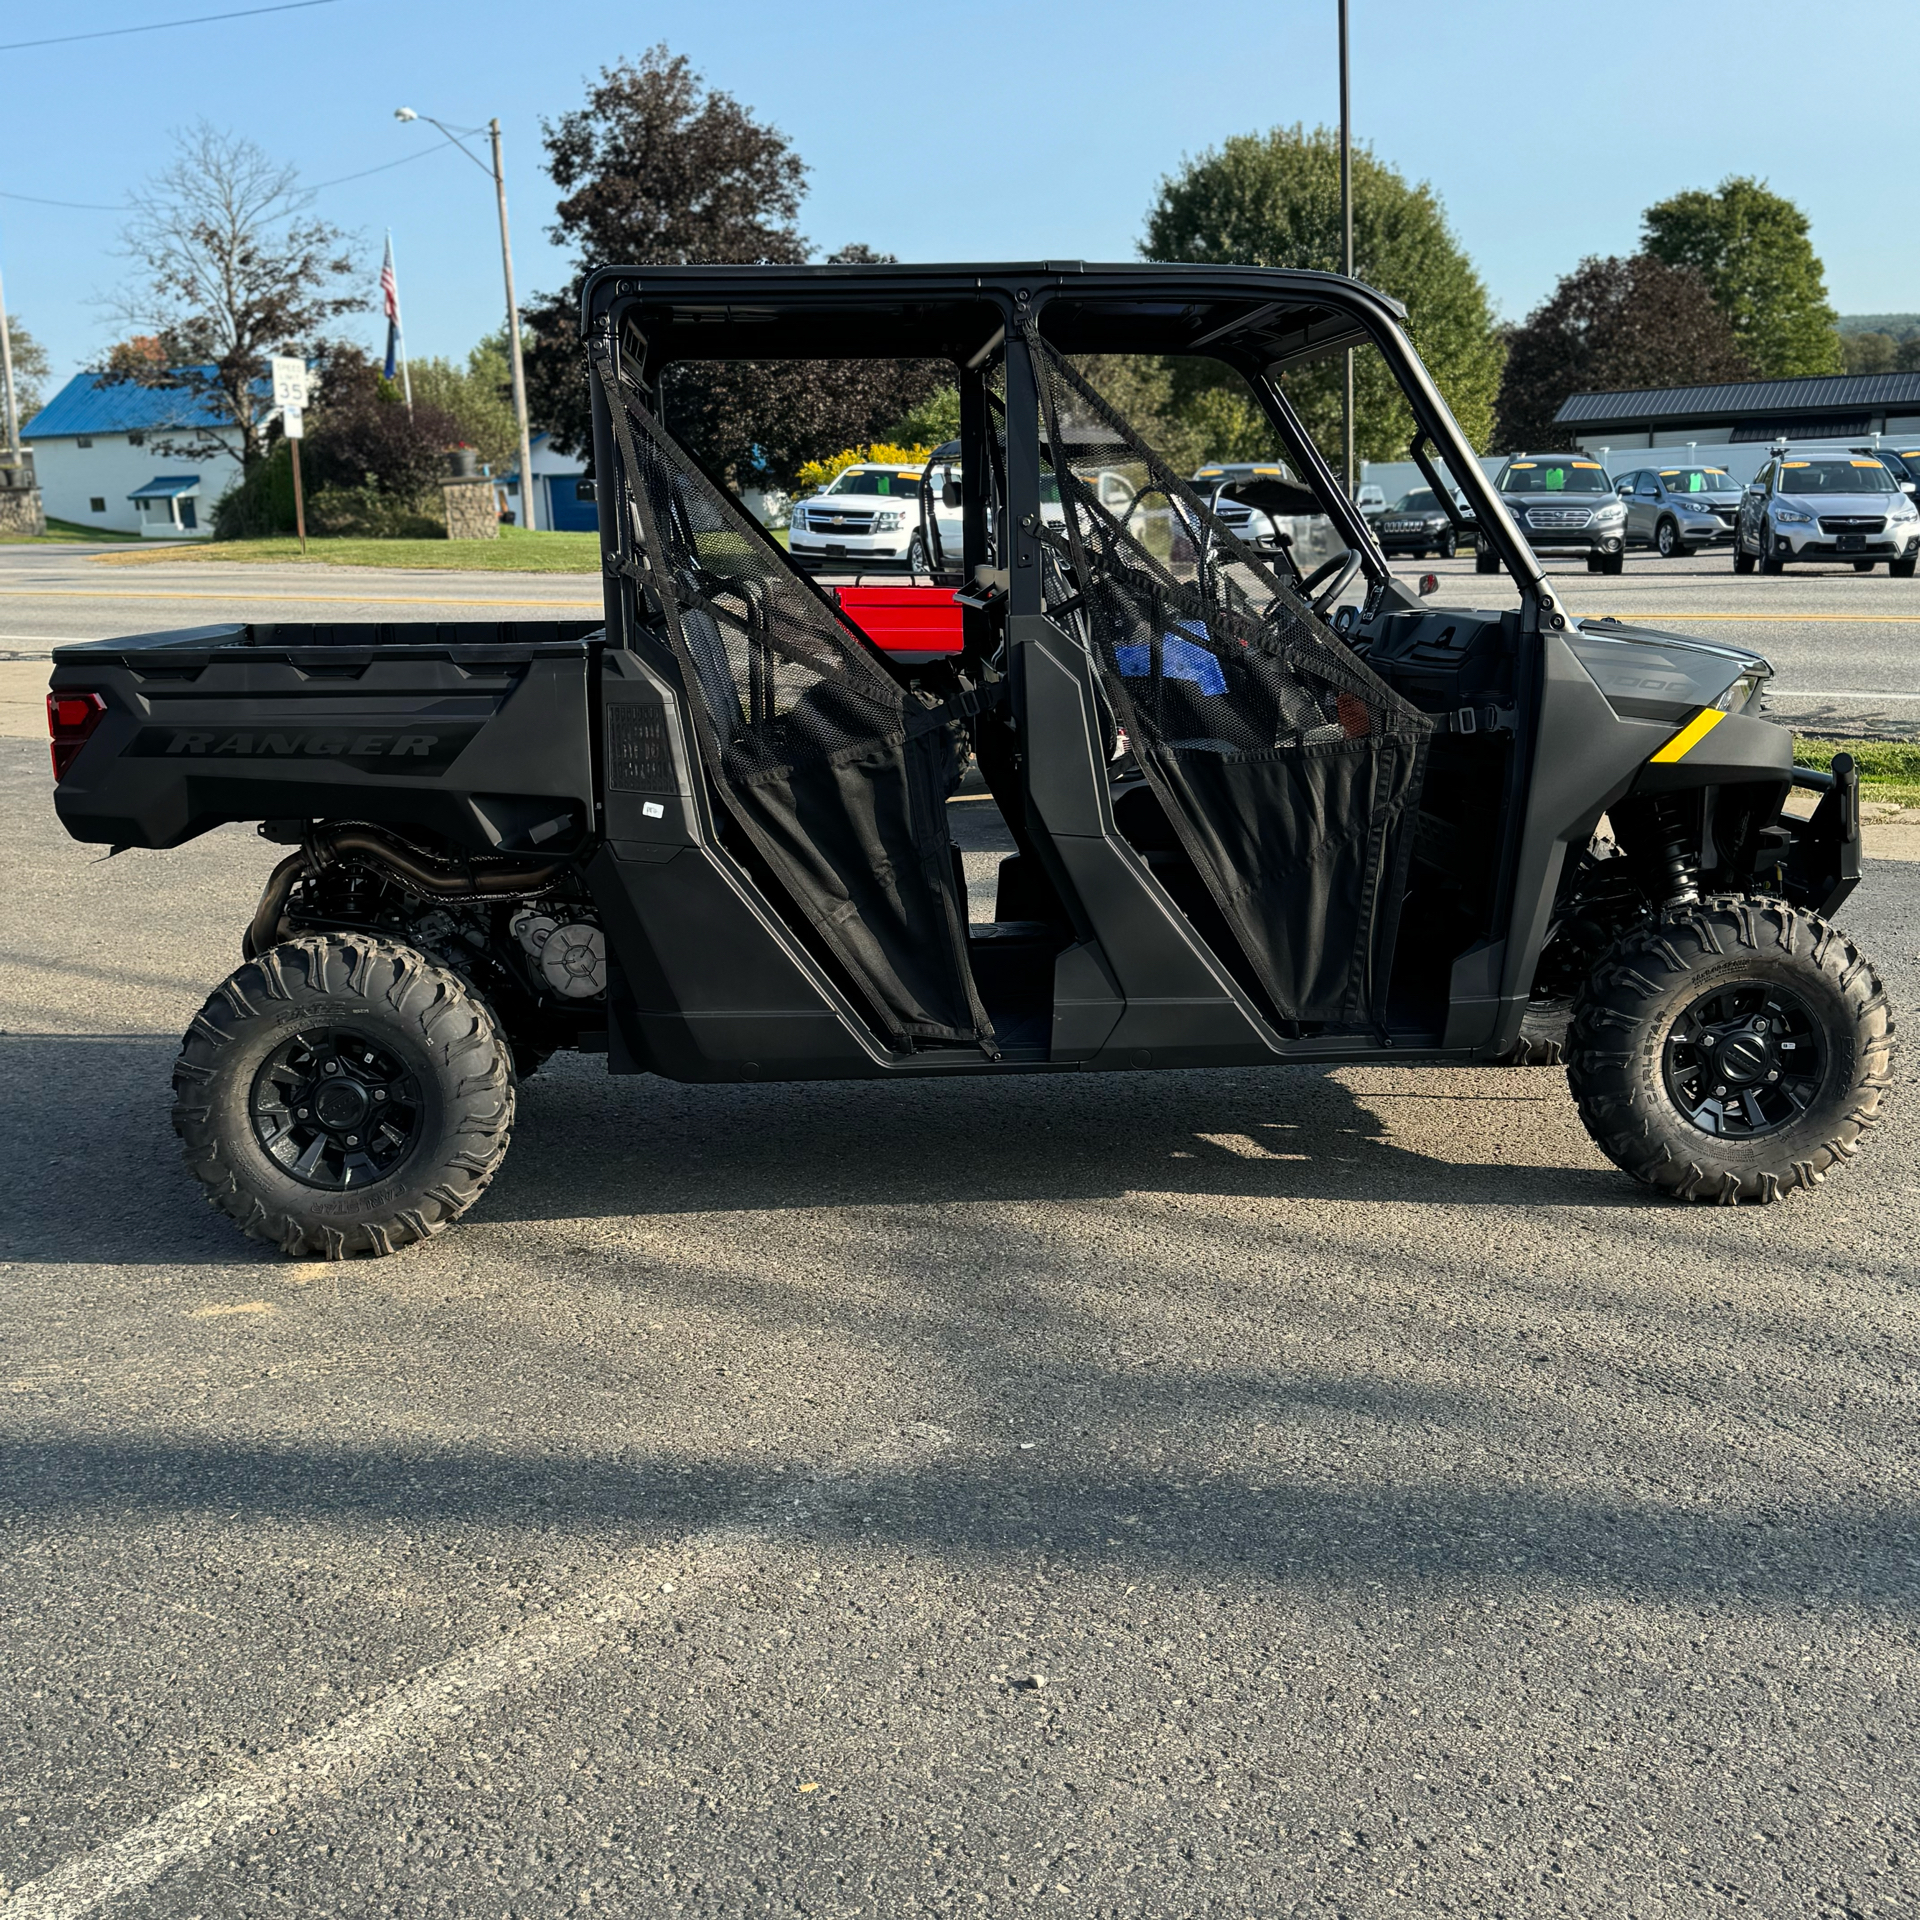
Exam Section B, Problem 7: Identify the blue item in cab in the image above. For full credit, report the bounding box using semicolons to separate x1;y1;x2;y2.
1114;629;1227;698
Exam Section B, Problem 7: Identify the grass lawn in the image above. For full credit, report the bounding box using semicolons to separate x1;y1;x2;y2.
0;517;138;545
95;527;605;572
1795;736;1920;809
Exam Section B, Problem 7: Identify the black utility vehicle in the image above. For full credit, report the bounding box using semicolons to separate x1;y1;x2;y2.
47;264;1892;1256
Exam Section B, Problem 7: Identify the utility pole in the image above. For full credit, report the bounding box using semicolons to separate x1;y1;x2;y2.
0;251;20;460
1338;0;1355;504
490;119;538;533
395;108;539;530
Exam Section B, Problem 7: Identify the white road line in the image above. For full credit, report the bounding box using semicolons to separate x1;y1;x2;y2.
0;1443;929;1919
1768;690;1920;701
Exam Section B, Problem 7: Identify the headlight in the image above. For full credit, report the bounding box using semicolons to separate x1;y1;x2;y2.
1773;505;1813;525
1713;670;1768;714
790;508;809;529
1888;492;1918;520
873;510;907;531
1593;499;1626;523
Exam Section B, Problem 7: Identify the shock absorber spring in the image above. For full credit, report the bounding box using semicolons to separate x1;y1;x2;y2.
1635;793;1700;908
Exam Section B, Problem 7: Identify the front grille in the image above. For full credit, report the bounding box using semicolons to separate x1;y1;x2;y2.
1819;515;1886;534
1521;507;1593;530
1382;518;1426;534
805;512;877;534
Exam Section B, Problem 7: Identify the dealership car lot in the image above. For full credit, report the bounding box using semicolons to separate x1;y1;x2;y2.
2;549;1919;1913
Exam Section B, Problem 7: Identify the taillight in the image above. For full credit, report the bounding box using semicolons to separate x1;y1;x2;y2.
47;690;107;780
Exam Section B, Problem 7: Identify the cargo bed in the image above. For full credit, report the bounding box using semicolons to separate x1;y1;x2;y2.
48;621;604;853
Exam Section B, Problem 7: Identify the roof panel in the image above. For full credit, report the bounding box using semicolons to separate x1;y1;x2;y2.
1555;370;1920;427
23;371;240;439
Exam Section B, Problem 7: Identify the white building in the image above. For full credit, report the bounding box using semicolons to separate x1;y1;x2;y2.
22;372;245;537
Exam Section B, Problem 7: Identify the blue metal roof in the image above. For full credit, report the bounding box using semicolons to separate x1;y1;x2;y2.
1555;370;1920;428
127;475;204;499
23;370;240;439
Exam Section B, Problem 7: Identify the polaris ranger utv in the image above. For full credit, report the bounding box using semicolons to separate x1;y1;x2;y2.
45;263;1891;1257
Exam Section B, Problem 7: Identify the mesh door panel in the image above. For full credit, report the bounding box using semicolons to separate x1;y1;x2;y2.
1026;329;1431;1026
592;344;990;1050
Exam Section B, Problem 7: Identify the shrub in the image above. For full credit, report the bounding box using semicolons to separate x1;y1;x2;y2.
793;442;932;497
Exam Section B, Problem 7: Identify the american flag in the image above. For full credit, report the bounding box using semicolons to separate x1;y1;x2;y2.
381;234;402;380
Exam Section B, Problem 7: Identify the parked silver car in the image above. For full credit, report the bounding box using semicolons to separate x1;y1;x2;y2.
1616;465;1742;557
1734;451;1920;576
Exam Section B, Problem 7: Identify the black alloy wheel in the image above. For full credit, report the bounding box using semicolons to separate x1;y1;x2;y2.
1660;981;1825;1139
251;1026;424;1189
1566;897;1894;1204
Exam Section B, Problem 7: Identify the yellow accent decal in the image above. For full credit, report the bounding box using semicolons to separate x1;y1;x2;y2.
1572;461;1601;468
1851;459;1885;469
1651;707;1727;763
1783;460;1809;467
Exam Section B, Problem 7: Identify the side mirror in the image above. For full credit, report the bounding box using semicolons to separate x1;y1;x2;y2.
1616;483;1632;496
941;478;961;510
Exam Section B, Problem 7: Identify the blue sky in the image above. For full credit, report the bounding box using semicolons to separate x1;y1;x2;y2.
5;0;1917;392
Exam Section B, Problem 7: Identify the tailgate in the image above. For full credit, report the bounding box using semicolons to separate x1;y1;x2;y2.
48;620;603;852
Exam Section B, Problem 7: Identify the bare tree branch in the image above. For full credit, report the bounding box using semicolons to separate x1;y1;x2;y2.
106;122;363;468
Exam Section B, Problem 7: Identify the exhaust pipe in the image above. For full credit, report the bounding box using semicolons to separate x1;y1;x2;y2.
245;824;568;956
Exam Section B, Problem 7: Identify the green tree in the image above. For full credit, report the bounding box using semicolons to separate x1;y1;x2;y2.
4;315;52;427
1142;124;1505;467
1842;330;1898;376
1493;253;1754;452
407;329;522;473
1641;178;1842;378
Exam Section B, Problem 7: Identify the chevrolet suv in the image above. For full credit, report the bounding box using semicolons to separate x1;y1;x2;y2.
1475;453;1627;573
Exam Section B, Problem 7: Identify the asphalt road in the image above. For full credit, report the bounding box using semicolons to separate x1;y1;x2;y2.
5;651;1920;1912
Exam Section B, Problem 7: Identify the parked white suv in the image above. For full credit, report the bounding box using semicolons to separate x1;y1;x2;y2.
788;464;929;571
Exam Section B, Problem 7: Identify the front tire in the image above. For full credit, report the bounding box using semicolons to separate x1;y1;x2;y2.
1475;548;1500;574
907;530;929;574
171;935;515;1257
1733;538;1756;575
1655;518;1683;558
1894;555;1918;579
1566;898;1894;1204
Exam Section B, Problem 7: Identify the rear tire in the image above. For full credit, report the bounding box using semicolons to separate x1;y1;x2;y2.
1566;898;1894;1204
1475;548;1500;574
171;935;515;1257
1501;994;1573;1066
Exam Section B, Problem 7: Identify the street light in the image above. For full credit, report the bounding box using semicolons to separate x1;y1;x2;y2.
395;107;539;531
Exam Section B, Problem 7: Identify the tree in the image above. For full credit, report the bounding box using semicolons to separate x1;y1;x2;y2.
1641;178;1842;378
108;123;361;470
1493;253;1755;452
407;329;523;473
4;315;52;427
1842;331;1898;377
1142;125;1506;467
523;48;945;489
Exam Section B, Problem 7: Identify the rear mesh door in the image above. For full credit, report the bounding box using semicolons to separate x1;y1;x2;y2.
592;344;991;1052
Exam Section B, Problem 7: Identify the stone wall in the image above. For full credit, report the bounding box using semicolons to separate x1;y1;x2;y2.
0;484;45;539
440;477;499;541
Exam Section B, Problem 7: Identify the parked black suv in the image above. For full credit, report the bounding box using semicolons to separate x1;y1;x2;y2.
1476;453;1628;573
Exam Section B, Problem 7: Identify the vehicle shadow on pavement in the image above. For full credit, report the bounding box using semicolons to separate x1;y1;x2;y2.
0;1426;1910;1612
0;1038;1649;1265
483;1056;1640;1225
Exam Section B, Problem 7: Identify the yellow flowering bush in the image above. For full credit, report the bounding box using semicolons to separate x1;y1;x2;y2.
793;443;933;497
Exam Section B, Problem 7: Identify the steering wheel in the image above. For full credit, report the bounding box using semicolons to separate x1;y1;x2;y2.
1297;549;1363;616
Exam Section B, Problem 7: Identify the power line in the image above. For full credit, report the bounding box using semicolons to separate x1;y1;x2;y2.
0;0;342;55
0;140;456;215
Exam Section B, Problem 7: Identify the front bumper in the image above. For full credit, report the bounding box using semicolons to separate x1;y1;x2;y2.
1503;522;1627;556
1768;523;1920;561
789;530;912;568
1673;515;1735;545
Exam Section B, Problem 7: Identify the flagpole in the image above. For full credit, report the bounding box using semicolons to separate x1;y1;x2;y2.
385;230;413;413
